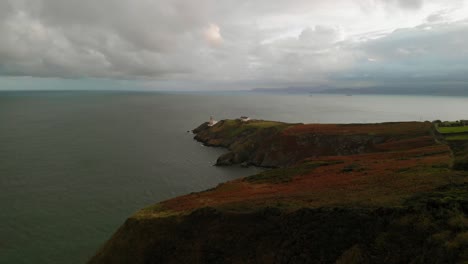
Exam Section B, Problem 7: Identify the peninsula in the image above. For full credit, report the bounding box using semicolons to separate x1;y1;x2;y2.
90;119;468;264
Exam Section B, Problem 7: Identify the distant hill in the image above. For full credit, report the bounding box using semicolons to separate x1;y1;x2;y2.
251;87;326;94
251;86;468;96
320;86;468;96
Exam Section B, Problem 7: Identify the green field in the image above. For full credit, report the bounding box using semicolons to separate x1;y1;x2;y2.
446;134;468;141
437;125;468;134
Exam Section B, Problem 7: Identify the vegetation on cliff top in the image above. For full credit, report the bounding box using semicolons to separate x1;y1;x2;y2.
90;184;468;264
90;119;468;264
194;119;435;168
434;121;468;170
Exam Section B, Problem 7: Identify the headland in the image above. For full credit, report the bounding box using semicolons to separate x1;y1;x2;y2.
89;118;468;264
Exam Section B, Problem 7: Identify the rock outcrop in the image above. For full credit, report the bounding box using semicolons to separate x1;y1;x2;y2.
193;119;435;167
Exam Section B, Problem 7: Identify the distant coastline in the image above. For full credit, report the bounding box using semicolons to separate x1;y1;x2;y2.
250;86;468;97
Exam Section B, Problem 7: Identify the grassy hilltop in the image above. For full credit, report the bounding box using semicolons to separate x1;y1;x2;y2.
435;122;468;170
90;119;468;264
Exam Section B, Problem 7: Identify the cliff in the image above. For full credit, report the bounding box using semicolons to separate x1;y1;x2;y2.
193;119;437;167
89;119;468;264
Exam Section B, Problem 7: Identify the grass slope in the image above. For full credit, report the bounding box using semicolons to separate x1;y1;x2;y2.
89;119;468;264
437;125;468;134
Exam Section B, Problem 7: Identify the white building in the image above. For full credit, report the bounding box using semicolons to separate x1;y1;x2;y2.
208;116;218;126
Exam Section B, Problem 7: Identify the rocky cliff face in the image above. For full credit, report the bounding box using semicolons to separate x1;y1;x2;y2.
90;185;468;264
193;119;433;167
89;119;468;264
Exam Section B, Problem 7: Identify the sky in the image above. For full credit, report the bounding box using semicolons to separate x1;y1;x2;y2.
0;0;467;91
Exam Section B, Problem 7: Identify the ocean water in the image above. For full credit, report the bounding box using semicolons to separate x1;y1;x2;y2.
1;91;468;264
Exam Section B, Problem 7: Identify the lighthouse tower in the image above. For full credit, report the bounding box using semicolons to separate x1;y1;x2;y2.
209;116;215;126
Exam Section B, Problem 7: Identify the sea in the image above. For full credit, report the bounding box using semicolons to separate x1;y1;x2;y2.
1;91;468;264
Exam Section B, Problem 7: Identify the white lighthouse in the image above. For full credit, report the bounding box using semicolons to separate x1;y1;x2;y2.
208;116;217;126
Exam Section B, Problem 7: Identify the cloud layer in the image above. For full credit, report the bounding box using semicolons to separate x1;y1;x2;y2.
0;0;467;90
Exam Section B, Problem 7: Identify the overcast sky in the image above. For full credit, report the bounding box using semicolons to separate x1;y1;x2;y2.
0;0;467;90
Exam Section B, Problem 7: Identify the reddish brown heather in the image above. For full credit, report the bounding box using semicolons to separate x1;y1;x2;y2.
144;121;461;216
283;122;432;136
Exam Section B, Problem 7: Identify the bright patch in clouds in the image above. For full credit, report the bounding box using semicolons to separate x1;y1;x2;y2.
204;23;223;46
0;0;467;90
